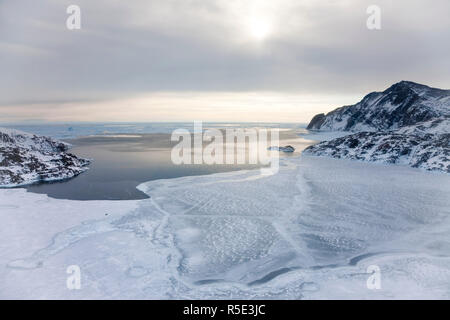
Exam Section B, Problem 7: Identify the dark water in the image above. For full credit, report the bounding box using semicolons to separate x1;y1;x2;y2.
25;133;306;200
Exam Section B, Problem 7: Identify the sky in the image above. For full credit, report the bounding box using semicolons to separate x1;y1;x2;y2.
0;0;449;123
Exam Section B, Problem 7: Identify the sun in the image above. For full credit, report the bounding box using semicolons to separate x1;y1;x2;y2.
248;17;272;41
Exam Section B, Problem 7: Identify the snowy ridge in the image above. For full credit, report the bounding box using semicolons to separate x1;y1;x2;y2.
307;81;449;132
303;131;449;173
0;128;90;187
304;81;449;173
396;117;449;136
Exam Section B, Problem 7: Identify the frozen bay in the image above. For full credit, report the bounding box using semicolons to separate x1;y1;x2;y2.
1;154;449;299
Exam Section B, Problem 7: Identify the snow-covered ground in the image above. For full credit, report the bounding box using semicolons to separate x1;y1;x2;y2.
299;131;352;142
1;154;449;299
0;127;90;187
303;116;449;173
304;131;449;173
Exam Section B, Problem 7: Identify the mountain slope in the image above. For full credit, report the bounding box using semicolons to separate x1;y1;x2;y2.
307;81;450;132
304;81;449;173
0;128;90;187
303;125;449;173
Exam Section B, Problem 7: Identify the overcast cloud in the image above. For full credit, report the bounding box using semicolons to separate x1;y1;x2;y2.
0;0;449;122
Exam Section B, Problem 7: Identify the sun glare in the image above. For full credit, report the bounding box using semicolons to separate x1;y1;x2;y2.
248;17;272;41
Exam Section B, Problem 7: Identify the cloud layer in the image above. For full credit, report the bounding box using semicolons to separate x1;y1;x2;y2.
0;0;449;122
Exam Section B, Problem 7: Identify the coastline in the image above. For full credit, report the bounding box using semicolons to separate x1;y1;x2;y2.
24;128;310;200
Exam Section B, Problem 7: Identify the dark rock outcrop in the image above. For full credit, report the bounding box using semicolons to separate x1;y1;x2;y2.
268;145;295;152
306;113;326;130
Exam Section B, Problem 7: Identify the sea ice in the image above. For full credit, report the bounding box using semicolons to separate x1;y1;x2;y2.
0;155;449;299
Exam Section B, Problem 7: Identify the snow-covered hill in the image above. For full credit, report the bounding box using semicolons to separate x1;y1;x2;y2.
396;116;449;136
307;81;449;132
303;130;449;173
0;128;90;187
304;82;449;173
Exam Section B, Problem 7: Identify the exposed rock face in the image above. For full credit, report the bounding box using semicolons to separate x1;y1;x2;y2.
304;81;449;173
306;113;326;130
0;128;90;187
268;145;295;152
307;81;449;132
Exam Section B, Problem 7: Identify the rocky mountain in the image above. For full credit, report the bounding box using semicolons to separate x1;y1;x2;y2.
304;81;449;173
307;81;449;132
304;120;449;173
0;128;90;187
